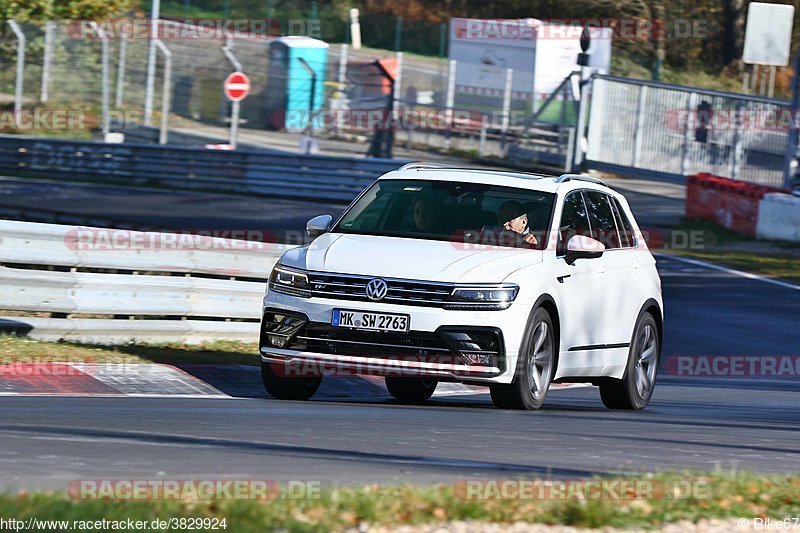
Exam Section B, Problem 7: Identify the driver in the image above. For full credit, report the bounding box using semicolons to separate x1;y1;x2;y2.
412;196;441;232
498;200;538;245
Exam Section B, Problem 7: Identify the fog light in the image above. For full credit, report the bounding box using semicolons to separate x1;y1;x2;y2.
268;334;288;347
462;353;493;365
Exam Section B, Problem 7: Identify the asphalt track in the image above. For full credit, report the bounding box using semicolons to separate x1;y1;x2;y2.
0;175;682;233
2;255;799;491
0;176;345;241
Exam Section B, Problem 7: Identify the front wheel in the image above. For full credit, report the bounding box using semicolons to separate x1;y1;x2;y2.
261;361;322;401
490;307;556;410
384;376;437;404
600;313;659;410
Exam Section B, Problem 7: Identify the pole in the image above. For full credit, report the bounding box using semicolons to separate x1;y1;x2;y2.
438;23;446;59
221;34;243;148
230;101;240;148
349;9;361;50
297;57;317;141
41;22;54;103
572;66;591;171
393;52;403;115
154;40;172;144
782;54;800;190
768;66;776;98
334;44;348;133
501;68;513;133
7;21;25;118
479;115;487;158
394;16;402;52
571;26;592;172
337;44;348;92
751;64;760;94
95;23;111;136
144;0;161;126
444;59;456;151
266;0;274;35
116;34;127;108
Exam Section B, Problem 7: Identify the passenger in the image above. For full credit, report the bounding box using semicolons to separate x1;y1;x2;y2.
498;200;538;245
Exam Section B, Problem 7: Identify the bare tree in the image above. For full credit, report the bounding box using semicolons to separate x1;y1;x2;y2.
722;0;745;66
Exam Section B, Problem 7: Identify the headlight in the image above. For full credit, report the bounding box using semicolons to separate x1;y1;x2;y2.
444;284;519;310
268;264;311;298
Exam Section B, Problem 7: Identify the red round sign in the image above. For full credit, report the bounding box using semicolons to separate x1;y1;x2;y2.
224;72;250;102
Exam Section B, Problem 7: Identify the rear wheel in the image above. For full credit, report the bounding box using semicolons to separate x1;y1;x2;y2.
600;313;659;410
490;307;555;410
385;376;437;404
261;361;322;401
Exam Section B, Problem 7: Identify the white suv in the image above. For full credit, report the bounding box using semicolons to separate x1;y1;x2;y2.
260;164;663;410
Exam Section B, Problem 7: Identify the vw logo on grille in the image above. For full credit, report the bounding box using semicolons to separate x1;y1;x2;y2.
365;278;388;301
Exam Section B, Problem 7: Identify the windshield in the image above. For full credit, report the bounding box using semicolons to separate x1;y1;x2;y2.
333;179;555;250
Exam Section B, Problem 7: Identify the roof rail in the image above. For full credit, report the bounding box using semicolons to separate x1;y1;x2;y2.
555;173;607;187
397;162;453;171
396;162;554;180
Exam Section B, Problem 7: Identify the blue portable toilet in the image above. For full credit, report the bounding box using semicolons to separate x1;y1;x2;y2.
265;36;328;130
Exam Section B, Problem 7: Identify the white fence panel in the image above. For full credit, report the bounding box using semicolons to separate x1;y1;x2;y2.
0;220;290;278
0;220;295;344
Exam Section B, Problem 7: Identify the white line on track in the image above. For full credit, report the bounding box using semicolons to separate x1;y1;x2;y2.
656;253;800;291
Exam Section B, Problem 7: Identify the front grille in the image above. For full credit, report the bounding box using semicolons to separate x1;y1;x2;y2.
260;309;506;373
307;272;454;307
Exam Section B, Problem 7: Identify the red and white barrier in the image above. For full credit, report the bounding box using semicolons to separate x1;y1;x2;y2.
686;174;799;242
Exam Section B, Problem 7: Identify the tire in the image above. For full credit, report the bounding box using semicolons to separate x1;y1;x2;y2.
261;361;322;401
600;313;659;410
385;376;437;404
490;307;556;410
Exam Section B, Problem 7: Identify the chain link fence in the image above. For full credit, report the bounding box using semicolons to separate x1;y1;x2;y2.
1;17;795;187
587;76;789;188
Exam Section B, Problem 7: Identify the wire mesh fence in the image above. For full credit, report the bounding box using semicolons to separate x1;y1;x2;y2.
0;17;795;187
587;76;790;188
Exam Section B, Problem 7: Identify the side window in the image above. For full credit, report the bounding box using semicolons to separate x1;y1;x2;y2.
610;197;637;248
584;191;621;249
557;192;591;255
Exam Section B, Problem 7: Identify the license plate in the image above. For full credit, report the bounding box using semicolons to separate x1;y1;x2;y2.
331;309;410;333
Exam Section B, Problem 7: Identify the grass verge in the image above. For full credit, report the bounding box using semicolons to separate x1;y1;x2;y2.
0;335;259;366
0;472;798;531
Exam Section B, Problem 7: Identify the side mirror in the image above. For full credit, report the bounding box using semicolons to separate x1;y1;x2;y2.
306;214;333;239
565;235;605;265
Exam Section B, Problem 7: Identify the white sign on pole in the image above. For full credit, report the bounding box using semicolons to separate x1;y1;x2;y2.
743;2;794;66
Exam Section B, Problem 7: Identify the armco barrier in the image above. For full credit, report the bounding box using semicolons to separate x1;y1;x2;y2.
685;173;787;237
756;193;800;242
0;135;405;203
0;220;294;344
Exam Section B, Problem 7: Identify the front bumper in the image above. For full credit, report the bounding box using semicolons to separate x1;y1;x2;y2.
260;292;530;382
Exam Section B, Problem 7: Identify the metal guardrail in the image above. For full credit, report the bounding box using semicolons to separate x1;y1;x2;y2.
0;220;294;344
0;135;405;203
